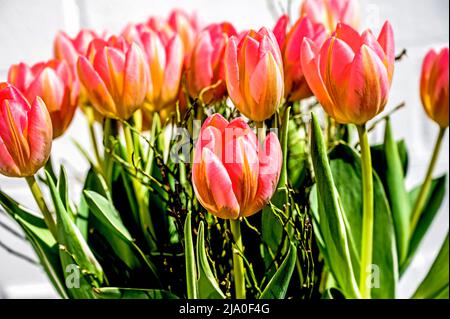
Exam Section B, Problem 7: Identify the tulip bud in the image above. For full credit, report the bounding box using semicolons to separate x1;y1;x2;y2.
8;60;79;138
0;83;52;177
224;28;284;122
274;15;327;102
187;22;237;104
301;21;395;125
299;0;360;32
77;36;149;120
192;114;282;219
420;47;449;128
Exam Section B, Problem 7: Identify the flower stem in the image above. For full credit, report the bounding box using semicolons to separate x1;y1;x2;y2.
86;106;102;170
410;127;447;234
123;124;157;251
25;175;57;238
255;121;265;144
230;218;246;299
357;124;374;299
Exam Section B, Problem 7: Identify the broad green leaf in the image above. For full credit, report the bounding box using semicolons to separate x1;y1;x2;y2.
372;139;409;177
412;234;449;299
381;119;411;264
196;222;226;299
184;212;197;299
45;171;104;294
328;143;398;299
402;174;447;274
93;287;179;299
84;190;133;242
309;113;359;298
260;243;296;299
0;191;68;298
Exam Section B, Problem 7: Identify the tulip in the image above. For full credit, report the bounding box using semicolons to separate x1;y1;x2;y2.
77;36;149;120
192;114;282;219
224;28;284;122
0;83;52;177
420;47;449;129
274;15;327;102
187;22;237;104
299;0;360;32
167;9;200;62
301;21;395;125
54;30;98;67
410;47;449;238
8;60;79;138
123;24;184;119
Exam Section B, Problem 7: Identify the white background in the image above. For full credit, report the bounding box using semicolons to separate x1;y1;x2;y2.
0;0;448;298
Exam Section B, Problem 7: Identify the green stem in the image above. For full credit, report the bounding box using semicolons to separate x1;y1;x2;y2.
230;218;246;299
123;124;157;250
410;127;447;234
255;121;266;145
86;106;102;170
25;175;57;238
357;124;374;299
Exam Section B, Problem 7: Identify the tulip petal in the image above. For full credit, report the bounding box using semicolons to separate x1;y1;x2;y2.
273;15;289;48
225;37;245;110
245;132;282;217
202;148;240;219
377;21;395;82
334;22;362;53
202;113;229;133
94;46;126;104
54;31;79;66
162;35;183;103
344;45;389;124
27;97;52;174
0;136;20;177
77;56;117;118
26;68;65;113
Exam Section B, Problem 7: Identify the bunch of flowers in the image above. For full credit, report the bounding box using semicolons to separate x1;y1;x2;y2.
0;0;448;300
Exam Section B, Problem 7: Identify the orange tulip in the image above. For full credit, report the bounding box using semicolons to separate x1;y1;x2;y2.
420;47;449;128
299;0;359;32
224;28;284;122
187;22;237;104
0;83;52;177
301;21;395;125
8;60;79;138
77;36;149;120
192;114;282;219
123;24;184;118
274;15;327;102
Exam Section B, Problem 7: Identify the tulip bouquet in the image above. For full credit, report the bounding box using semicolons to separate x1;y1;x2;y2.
0;0;448;300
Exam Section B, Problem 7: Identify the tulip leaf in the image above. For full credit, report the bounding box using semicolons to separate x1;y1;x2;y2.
260;242;296;299
309;113;360;298
401;174;447;274
196;221;226;299
45;171;104;293
328;143;398;299
372;139;409;177
57;166;70;213
412;234;449;299
93;287;179;299
0;191;68;298
321;287;346;299
184;212;198;299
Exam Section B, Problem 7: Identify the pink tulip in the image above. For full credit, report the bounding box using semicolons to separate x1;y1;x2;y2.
420;47;449;128
0;83;52;177
8;60;79;138
192;114;282;219
187;22;237;104
167;9;200;62
54;30;99;67
123;23;184;116
274;15;327;102
301;21;395;124
224;28;284;122
299;0;360;32
77;36;149;120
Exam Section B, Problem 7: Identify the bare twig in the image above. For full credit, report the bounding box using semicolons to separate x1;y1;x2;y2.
395;49;407;62
368;102;406;132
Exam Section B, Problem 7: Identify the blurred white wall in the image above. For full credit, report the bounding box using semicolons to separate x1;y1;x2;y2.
0;0;448;298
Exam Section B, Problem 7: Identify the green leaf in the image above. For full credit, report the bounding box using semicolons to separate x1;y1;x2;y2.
0;191;68;298
260;243;296;299
402;174;447;274
309;113;359;298
57;166;70;213
93;287;179;299
328;143;398;299
380;119;411;264
84;190;132;242
321;287;346;299
45;171;104;293
184;212;197;299
196;222;226;299
412;234;449;299
372;139;408;177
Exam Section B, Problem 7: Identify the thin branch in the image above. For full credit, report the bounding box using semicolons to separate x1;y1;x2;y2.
368;102;406;132
395;49;407;62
